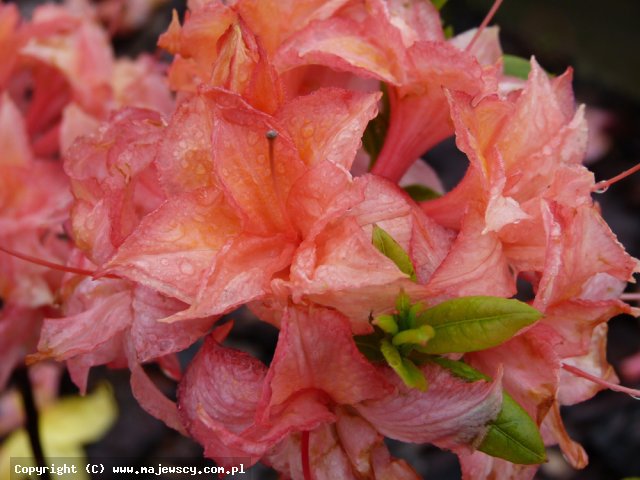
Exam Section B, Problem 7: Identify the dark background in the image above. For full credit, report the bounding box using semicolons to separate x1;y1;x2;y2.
9;0;640;478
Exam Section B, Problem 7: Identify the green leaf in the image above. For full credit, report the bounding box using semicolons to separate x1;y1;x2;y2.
372;225;417;281
428;358;546;465
430;0;448;10
403;184;442;201
503;54;532;80
363;83;390;169
415;296;542;354
478;393;546;464
373;314;399;335
381;340;428;391
392;325;436;348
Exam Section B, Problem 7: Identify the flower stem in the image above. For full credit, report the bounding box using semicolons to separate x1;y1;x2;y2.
15;367;51;480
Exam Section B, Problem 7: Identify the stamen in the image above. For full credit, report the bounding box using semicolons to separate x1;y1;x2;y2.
592;161;640;193
0;245;117;279
561;363;640;399
266;129;280;194
466;0;504;52
301;430;313;480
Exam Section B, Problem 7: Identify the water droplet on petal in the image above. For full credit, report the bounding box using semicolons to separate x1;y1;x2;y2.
179;261;195;275
594;185;609;194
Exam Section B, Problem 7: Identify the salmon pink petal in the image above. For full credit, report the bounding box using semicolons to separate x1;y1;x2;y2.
286;160;354;238
261;306;392;414
0;4;21;88
158;1;236;89
112;56;174;116
206;89;304;236
426;208;515;299
22;5;114;114
458;451;538;480
276;87;380;169
129;357;186;434
0;93;31;167
156;95;215;195
236;0;351;55
129;286;213;363
104;188;241;303
178;337;268;463
535;204;639;309
35;279;133;362
66;333;126;394
275;2;409;85
540;402;588;469
266;410;420;480
166;233;297;322
211;19;283;114
355;362;503;451
450;27;502;66
541;298;632;358
467;325;560;424
65;108;166;264
178;336;333;466
558;323;618;406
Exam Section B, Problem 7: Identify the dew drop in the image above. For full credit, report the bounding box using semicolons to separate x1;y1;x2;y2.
179;261;195;275
594;185;609;194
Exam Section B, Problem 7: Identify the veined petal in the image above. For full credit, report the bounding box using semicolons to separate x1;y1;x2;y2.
261;306;392;415
356;362;503;451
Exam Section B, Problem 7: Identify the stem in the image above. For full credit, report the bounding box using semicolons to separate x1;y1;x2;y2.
15;368;51;480
301;430;312;480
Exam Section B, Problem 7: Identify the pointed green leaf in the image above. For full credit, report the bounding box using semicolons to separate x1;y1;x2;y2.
403;184;442;201
373;314;399;335
503;54;532;80
381;340;427;391
428;357;546;465
478;392;546;465
372;225;417;281
392;325;436;348
415;296;542;354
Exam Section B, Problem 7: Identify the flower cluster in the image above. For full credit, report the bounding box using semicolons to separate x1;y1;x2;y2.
1;1;638;479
